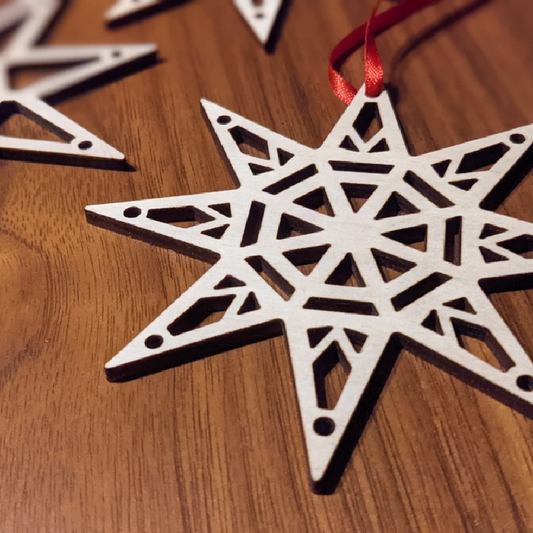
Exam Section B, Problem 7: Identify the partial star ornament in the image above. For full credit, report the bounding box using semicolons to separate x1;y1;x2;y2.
87;86;533;493
0;0;157;168
106;0;284;47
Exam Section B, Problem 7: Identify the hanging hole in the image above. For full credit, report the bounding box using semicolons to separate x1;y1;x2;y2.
510;133;526;144
124;207;141;218
217;115;231;125
517;375;533;391
112;50;122;58
145;335;163;349
78;140;92;150
313;417;335;436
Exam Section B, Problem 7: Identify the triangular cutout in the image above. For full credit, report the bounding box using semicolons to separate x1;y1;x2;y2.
339;135;359;152
432;160;451;177
0;101;70;142
238;292;260;315
308;327;333;348
479;246;508;263
371;249;416;282
325;254;366;287
201;224;229;239
444;297;476;314
277;148;294;165
215;275;246;290
479;224;507;239
382;225;427;252
294;188;334;216
344;329;367;352
283;245;330;275
276;213;323;240
9;60;96;91
369;138;389;153
375;192;420;220
209;203;232;217
341;183;377;213
421;310;444;335
450;179;478;191
249;163;273;175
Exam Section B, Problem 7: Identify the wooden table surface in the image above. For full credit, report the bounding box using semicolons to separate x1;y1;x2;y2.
2;0;533;531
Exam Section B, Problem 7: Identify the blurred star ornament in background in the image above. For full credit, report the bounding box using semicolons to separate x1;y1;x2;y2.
0;0;157;169
105;0;285;48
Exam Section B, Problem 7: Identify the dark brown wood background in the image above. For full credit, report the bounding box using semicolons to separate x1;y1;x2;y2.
2;0;533;530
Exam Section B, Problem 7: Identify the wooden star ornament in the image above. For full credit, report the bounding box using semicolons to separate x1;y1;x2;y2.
0;0;157;168
105;0;284;47
87;87;533;493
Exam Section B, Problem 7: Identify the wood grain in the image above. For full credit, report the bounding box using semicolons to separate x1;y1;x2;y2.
1;0;533;531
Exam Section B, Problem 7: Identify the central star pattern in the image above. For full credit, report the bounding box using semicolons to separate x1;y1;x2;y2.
87;86;533;493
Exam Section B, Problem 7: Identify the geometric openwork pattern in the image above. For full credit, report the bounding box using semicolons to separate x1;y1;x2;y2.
87;85;533;493
0;0;157;168
106;0;285;47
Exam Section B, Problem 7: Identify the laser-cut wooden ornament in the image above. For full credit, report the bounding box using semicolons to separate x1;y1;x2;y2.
87;86;533;493
105;0;284;47
0;0;157;168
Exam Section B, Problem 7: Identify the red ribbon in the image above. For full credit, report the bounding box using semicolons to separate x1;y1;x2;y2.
329;0;443;104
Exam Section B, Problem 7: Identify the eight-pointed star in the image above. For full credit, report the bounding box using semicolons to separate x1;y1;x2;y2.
105;0;284;47
0;0;157;168
87;86;533;493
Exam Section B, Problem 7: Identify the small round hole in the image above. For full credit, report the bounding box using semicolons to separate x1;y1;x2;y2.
78;140;92;150
313;417;335;436
517;375;533;391
217;115;231;125
510;133;526;144
124;206;141;218
145;335;163;349
255;13;264;18
112;50;122;58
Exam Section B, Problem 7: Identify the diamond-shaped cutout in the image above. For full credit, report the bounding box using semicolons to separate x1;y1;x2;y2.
457;143;510;173
353;102;382;142
167;295;235;336
147;206;214;228
452;318;515;371
313;342;351;410
229;126;270;159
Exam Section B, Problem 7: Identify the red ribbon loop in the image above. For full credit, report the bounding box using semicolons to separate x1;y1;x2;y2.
329;0;442;104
